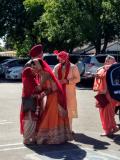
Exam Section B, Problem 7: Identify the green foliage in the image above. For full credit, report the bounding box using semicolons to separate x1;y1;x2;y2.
16;36;33;57
78;0;120;54
0;46;5;52
0;0;26;41
1;0;120;56
35;0;84;52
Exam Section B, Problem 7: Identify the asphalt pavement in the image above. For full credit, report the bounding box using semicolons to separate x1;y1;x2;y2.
0;81;120;160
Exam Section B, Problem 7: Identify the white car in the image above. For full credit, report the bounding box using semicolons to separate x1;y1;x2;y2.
82;54;120;79
43;53;84;75
5;66;24;80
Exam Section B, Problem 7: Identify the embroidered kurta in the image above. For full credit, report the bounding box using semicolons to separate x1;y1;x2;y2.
53;63;80;119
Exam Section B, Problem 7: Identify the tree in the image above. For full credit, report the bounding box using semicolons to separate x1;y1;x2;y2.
34;0;84;53
0;0;26;44
1;0;120;56
79;0;120;54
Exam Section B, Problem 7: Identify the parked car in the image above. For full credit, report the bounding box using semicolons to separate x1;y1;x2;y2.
0;58;17;75
5;66;24;80
81;54;120;79
43;54;59;69
0;58;29;76
0;56;15;63
43;53;84;75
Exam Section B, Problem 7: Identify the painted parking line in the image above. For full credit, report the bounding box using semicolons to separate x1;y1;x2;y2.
0;122;14;125
0;142;22;147
0;120;14;125
0;120;7;122
0;146;26;152
0;142;25;152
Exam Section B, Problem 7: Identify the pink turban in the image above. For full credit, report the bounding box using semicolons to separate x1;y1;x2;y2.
57;51;69;61
29;44;43;58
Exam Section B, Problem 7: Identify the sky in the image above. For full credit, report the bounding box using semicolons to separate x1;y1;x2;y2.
0;38;5;47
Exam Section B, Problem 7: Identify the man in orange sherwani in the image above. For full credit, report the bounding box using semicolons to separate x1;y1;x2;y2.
93;55;119;136
53;51;80;133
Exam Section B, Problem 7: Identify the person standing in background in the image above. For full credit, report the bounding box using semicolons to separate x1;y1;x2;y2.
93;55;119;136
53;51;80;133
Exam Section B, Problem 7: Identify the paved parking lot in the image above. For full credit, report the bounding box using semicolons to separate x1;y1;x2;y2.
0;82;120;160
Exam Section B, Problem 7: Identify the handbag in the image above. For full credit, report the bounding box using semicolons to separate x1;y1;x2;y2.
22;96;37;112
94;94;109;108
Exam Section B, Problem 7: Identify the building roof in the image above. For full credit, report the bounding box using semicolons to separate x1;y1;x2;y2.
86;41;120;54
0;51;16;57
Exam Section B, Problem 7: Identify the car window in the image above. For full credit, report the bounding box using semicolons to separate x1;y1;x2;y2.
1;59;16;65
78;55;87;61
43;55;59;65
0;59;11;64
96;56;106;63
18;59;30;66
114;55;120;62
96;55;120;63
69;55;80;64
82;56;91;63
8;60;18;67
0;56;14;63
90;56;99;64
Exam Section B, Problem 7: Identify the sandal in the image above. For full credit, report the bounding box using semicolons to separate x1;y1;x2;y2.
112;127;119;133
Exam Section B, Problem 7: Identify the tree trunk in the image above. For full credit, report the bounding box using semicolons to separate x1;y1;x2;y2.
94;38;101;55
101;38;108;54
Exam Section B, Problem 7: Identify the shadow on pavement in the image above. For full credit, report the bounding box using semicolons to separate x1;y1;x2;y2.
0;79;21;83
106;134;120;145
25;142;86;160
73;133;110;150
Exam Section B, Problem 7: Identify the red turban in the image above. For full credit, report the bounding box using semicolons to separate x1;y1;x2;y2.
57;51;69;61
29;44;43;58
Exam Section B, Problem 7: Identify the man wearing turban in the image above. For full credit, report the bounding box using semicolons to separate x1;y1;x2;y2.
29;44;43;58
25;44;43;67
53;51;80;133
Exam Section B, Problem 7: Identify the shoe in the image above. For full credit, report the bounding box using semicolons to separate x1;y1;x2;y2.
72;131;75;135
100;132;113;136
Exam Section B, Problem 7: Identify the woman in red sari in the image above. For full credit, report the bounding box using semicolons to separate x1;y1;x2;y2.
20;67;40;144
32;58;72;144
93;55;119;136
